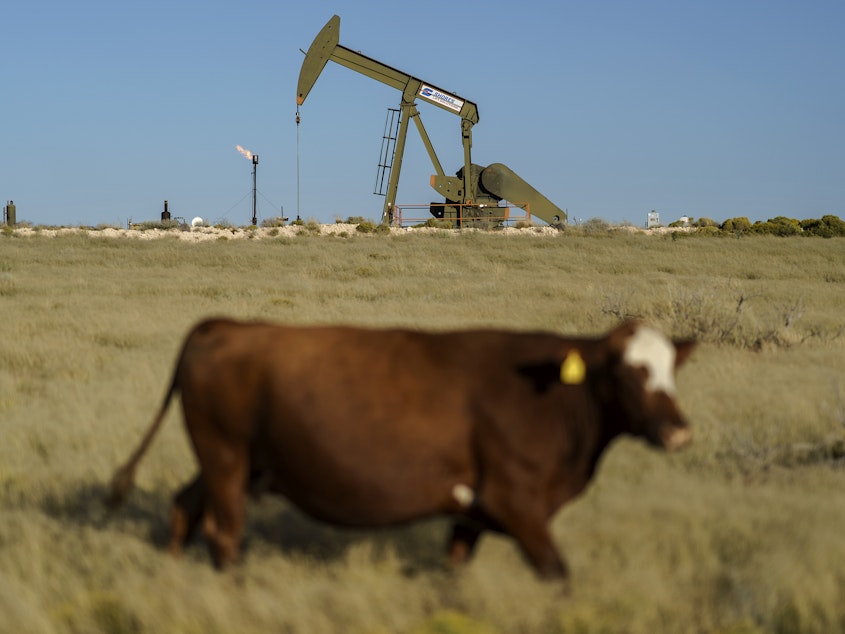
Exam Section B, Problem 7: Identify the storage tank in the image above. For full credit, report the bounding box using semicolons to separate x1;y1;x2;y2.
3;201;15;226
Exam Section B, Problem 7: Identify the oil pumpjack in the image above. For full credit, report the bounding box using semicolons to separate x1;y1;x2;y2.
297;15;566;227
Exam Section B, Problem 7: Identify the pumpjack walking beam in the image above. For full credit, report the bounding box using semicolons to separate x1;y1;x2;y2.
297;15;478;222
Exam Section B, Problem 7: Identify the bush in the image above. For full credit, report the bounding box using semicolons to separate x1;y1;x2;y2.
289;218;321;234
355;221;390;234
694;217;719;228
752;216;802;236
694;225;722;237
800;215;845;238
132;219;182;231
302;220;321;235
581;218;613;235
355;221;378;233
721;217;752;233
409;218;453;230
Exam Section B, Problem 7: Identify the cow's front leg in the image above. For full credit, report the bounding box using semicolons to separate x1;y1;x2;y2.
510;520;570;581
169;474;204;556
484;490;570;584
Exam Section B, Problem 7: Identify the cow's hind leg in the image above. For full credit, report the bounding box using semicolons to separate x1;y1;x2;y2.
447;522;483;565
169;474;205;557
447;508;502;566
201;452;248;569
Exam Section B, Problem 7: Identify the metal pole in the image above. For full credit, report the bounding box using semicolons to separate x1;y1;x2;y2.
252;154;259;225
296;107;301;221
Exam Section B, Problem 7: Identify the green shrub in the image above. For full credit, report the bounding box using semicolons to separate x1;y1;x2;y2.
694;217;719;228
355;221;391;234
581;217;613;235
695;225;722;237
132;219;182;231
302;219;321;234
721;217;752;233
415;218;453;230
752;216;802;236
355;221;378;233
800;215;845;238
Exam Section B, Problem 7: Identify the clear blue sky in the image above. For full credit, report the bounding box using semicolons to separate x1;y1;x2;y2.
3;0;843;227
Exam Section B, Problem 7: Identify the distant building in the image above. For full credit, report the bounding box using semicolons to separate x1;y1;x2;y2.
647;211;660;228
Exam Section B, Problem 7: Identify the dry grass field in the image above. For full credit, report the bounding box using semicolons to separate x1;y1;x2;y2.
1;226;843;633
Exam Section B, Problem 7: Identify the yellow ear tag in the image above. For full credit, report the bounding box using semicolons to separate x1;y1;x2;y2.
560;350;586;385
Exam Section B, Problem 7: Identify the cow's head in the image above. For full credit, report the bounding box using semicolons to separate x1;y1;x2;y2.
602;320;695;451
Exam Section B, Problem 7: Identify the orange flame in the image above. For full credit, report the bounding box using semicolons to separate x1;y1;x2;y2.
236;145;253;160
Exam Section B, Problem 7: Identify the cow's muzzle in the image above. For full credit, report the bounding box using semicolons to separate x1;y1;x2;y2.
659;423;692;452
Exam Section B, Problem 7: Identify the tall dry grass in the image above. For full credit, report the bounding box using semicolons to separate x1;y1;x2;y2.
1;229;843;633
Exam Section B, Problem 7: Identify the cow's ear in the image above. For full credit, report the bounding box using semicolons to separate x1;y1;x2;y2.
673;339;696;368
606;319;640;359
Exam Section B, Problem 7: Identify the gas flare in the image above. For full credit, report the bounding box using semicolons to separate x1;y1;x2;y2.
236;145;253;160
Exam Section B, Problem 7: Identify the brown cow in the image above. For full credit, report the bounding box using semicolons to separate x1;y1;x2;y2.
107;318;694;582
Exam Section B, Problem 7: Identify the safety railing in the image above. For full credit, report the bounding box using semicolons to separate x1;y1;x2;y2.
390;203;533;228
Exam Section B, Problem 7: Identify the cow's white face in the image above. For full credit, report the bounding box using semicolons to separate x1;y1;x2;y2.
623;325;678;396
618;323;693;452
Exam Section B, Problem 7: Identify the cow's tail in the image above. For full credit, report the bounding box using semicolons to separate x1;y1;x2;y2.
105;372;178;510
